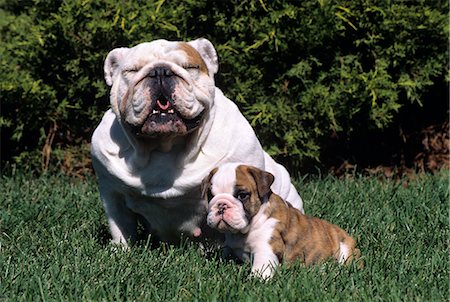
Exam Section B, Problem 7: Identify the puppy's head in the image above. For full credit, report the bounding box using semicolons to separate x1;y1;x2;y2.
104;38;218;140
202;163;274;234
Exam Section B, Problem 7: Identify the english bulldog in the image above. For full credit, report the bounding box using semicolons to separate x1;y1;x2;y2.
203;163;361;279
91;38;303;246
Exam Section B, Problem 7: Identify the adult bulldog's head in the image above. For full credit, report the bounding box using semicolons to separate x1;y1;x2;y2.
104;38;218;139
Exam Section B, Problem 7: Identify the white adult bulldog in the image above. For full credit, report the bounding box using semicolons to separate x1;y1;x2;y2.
91;38;303;246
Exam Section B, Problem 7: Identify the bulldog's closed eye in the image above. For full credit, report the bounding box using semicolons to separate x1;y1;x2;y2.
123;67;140;75
183;64;200;70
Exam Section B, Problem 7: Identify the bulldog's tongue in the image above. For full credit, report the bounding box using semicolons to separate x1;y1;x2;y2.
156;99;171;111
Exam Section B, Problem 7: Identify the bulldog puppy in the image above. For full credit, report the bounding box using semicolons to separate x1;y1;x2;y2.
203;163;361;279
91;38;303;246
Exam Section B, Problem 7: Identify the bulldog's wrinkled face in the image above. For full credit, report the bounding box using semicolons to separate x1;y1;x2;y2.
202;163;275;234
104;38;218;139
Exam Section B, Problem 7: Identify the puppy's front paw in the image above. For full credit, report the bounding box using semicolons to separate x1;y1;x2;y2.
250;264;276;281
108;241;130;253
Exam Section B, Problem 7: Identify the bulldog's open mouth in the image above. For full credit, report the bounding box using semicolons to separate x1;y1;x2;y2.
128;95;204;137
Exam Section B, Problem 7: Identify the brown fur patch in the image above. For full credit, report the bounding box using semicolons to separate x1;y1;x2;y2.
201;167;218;199
234;165;262;217
177;43;209;74
265;194;362;266
220;164;362;268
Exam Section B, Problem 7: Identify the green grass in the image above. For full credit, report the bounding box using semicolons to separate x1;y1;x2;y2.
1;171;448;301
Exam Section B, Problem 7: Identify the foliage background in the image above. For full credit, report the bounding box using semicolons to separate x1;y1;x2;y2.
0;0;448;174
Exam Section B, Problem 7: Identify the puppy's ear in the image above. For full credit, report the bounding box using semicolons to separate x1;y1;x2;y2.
201;168;218;200
246;166;274;199
187;38;219;76
104;47;129;86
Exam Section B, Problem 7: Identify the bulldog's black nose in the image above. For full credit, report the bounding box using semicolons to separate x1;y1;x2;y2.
149;67;173;78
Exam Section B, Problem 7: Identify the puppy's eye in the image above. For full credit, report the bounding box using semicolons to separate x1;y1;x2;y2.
237;191;250;202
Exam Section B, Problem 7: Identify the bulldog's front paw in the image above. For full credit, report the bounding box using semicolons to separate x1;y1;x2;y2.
250;262;276;281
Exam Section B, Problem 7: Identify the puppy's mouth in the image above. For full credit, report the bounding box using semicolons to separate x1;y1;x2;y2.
217;220;233;232
213;217;240;234
129;94;204;137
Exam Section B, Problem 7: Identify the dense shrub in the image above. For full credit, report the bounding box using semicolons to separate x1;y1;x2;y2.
1;0;447;173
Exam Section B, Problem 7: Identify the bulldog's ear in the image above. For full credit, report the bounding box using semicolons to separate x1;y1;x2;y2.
201;168;218;200
187;38;219;76
246;166;274;199
104;47;129;86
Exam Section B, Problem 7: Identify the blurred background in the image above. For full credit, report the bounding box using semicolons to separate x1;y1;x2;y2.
1;0;448;177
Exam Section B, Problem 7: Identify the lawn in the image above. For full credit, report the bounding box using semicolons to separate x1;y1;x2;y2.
0;170;448;301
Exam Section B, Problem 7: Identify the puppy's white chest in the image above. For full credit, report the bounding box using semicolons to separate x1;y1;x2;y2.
245;207;279;252
224;205;279;263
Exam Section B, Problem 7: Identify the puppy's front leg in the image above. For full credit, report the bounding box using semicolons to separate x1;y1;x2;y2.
100;190;137;247
251;249;279;280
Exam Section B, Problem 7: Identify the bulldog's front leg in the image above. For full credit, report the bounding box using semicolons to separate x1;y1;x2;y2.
251;249;279;280
100;190;138;247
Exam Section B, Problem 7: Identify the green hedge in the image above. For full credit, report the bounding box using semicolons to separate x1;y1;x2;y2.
1;0;447;172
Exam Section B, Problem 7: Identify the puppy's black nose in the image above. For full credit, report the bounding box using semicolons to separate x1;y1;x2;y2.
217;202;228;215
149;67;173;78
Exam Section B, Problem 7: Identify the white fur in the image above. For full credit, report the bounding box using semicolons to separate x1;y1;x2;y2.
246;203;279;279
221;203;279;280
207;193;248;231
338;241;350;264
210;162;240;196
91;39;303;245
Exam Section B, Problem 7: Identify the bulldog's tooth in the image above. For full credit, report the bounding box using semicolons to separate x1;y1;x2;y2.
168;109;174;114
153;109;160;114
161;113;166;117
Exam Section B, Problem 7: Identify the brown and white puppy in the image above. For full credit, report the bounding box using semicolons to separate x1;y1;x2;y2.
203;163;361;279
91;39;303;246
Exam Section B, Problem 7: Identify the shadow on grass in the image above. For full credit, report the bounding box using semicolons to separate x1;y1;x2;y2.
94;222;166;250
